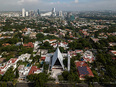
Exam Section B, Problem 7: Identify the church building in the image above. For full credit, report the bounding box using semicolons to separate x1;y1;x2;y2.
49;47;64;70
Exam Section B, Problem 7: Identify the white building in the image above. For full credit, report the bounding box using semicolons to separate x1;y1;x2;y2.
45;48;70;82
52;8;56;17
25;28;31;35
83;50;95;63
41;12;52;17
43;39;57;43
0;58;19;75
22;8;25;17
18;65;31;81
59;11;63;17
26;11;29;17
48;48;64;70
18;53;32;62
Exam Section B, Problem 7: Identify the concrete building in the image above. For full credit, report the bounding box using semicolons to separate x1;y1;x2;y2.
83;50;95;63
37;9;40;16
0;58;18;75
52;8;56;17
22;8;25;17
41;12;52;17
26;11;29;17
59;11;63;17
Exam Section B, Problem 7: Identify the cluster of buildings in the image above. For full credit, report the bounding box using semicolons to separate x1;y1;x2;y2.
0;52;42;81
0;58;18;75
0;8;74;19
18;65;42;81
0;10;115;83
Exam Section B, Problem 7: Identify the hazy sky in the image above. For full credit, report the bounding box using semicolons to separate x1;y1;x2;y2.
0;0;116;11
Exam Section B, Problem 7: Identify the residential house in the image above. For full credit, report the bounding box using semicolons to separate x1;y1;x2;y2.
75;61;94;80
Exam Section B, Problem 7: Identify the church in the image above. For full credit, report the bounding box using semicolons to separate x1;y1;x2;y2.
45;47;70;82
49;47;64;70
45;47;70;71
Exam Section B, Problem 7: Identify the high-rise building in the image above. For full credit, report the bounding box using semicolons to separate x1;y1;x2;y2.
22;8;25;17
67;12;75;21
52;8;56;17
29;10;34;17
67;12;72;18
52;8;55;13
70;15;75;21
59;11;63;17
37;9;40;16
26;11;29;17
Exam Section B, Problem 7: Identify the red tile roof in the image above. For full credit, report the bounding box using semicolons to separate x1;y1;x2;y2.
7;58;18;64
23;42;34;48
41;57;46;60
75;61;94;79
110;50;116;56
0;70;5;75
28;66;40;75
112;57;116;60
2;43;11;47
0;58;17;75
83;57;94;62
50;39;56;41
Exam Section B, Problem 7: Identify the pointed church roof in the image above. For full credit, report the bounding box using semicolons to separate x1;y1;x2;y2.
51;47;64;70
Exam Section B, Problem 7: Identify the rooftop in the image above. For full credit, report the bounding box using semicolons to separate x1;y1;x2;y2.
75;61;94;80
28;66;40;75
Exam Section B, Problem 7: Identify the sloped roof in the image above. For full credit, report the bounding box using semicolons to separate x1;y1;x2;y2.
75;61;94;79
51;47;64;70
28;66;40;75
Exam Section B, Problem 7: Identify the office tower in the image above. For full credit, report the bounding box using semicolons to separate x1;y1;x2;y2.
29;10;34;17
37;9;40;16
26;11;29;17
67;12;72;18
22;8;25;17
52;8;56;17
59;11;63;17
52;8;55;13
70;15;75;21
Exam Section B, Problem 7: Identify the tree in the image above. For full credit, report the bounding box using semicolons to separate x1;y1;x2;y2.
0;75;2;81
0;82;7;87
62;71;69;81
15;69;19;78
44;41;50;47
62;71;79;82
58;75;64;81
43;62;49;73
2;68;15;81
67;72;79;83
59;47;64;53
36;33;45;41
27;73;48;87
31;55;41;63
40;41;54;50
63;58;67;68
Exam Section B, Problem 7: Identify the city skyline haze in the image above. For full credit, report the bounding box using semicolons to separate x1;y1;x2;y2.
0;0;116;11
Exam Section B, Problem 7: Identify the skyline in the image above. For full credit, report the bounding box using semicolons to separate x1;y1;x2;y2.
0;0;116;11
